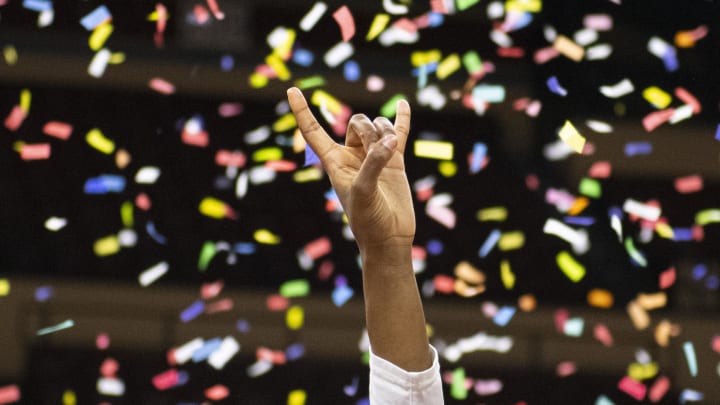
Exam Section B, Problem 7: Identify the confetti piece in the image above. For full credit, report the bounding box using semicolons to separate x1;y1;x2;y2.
679;389;704;403
152;369;179;391
199;197;236;219
96;377;124;396
254;229;281;245
450;368;468;400
618;376;646;401
205;385;229;401
556;251;585;282
472;84;506;103
86;128;115;154
643;86;672;109
436;53;461;80
628;362;658;381
627;300;650;330
280;279;310;298
138;261;169;287
43;121;73;140
648;376;670;402
286;305;304;330
600;78;634;98
498;231;524;251
20;143;50;160
366;13;391;41
88;48;111;78
0;385;21;404
149;78;176;95
544;218;590;255
288;389;307;405
500;259;515;289
37;319;74;336
672;174;702;194
324;41;354;67
4;105;26;131
584;14;613;31
180;300;204;323
683;341;697;377
477;207;506;222
624;141;653;156
563;317;584;337
547;76;567;96
332;6;355;42
675;87;701;114
299;2;327;31
493;306;516;326
624;237;647;267
593;323;613;346
89;23;113;51
3;45;18;66
0;279;9;297
414;140;454;160
558;121;585;154
80;5;111;31
587;289;613;309
623;199;661;222
553;35;584;62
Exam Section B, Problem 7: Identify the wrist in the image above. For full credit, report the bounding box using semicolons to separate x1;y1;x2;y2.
359;240;413;270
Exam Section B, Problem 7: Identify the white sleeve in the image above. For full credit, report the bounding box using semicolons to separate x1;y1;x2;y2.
369;345;444;404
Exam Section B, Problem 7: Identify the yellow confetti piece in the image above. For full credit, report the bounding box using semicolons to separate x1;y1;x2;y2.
642;86;672;109
286;305;304;330
89;23;114;51
253;147;283;162
310;90;342;114
558;120;585;154
273;113;297;133
454;261;485;285
254;229;281;245
655;222;674;239
587;289;613;309
414;140;454;160
366;13;390;41
556;251;585;282
266;53;291;81
436;53;461;80
498;231;525;251
287;389;307;405
86;128;115;155
94;234;121;257
121;201;134;228
0;279;10;296
506;0;542;12
411;49;442;67
636;292;667;310
108;52;126;64
293;167;323;183
249;72;269;89
500;259;515;290
627;300;650;330
628;362;659;381
553;35;585;62
477;206;508;222
695;209;720;225
199;197;230;219
19;89;31;114
438;161;457;177
63;390;77;405
3;45;18;65
273;28;296;60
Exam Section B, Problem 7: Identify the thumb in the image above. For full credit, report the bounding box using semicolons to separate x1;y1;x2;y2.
353;135;397;196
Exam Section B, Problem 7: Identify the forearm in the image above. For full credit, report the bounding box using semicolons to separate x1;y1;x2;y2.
360;243;432;372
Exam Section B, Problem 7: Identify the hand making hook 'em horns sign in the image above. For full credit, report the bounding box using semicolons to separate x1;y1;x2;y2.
286;87;415;252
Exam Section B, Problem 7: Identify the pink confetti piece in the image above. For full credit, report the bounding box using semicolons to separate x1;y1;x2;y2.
317;260;334;280
642;108;674;132
265;159;297;172
152;369;179;390
266;294;289;311
193;5;210;24
583;14;613;31
618;375;646;401
215;150;246;167
332;5;356;42
393;18;418;34
135;193;152;211
181;129;209;147
205;298;233;313
0;385;20;405
96;333;111;350
659;267;676;289
43;121;73;140
556;361;577;377
675;87;701;114
20;143;51;160
303;237;332;260
433;274;455;294
430;0;450;14
218;102;244;117
4;105;26;131
206;0;225;20
534;46;560;64
593;323;614;346
201;280;224;300
554;308;569;333
100;358;119;377
712;335;720;353
588;161;612;178
149;78;176;95
256;347;286;364
648;375;670;402
674;174;703;194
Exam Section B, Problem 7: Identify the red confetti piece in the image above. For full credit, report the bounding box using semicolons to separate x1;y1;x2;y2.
201;280;224;300
4;105;26;131
0;385;20;405
149;78;176;95
135;193;152;211
497;47;525;58
642;108;674;132
181;129;209;147
152;369;179;390
43;121;73;140
556;361;577;377
332;5;355;42
433;274;455;294
266;294;289;311
554;308;569;333
618;376;646;401
303;237;332;260
674;174;703;194
100;358;119;377
20;143;51;160
674;87;701;114
206;0;225;20
193;5;210;25
215;150;246;167
534;47;560;64
711;335;720;353
659;267;676;289
648;375;670;402
588;161;612;178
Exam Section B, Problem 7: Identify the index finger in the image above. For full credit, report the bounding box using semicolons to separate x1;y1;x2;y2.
393;99;411;154
287;87;337;160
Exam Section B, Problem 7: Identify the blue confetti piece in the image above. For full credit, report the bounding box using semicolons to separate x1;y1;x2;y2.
192;337;222;362
595;395;615;405
332;285;354;307
305;143;320;166
80;5;112;31
473;84;506;103
470;142;487;173
417;64;428;89
180;300;205;323
564;318;584;337
672;227;693;241
146;221;168;245
624;141;652;157
683;341;698;377
493;306;516;327
220;55;234;71
546;76;568;96
679;389;703;404
692;263;707;280
662;48;679;72
286;343;305;361
706;275;719;290
563;216;595;226
715;123;720;141
427;12;444;27
233;242;256;255
236;319;251;333
343;60;361;82
84;175;126;194
426;239;444;255
608;206;623;219
478;229;501;258
292;48;314;67
23;0;52;12
356;399;370;405
35;286;53;302
176;371;190;387
411;61;438;76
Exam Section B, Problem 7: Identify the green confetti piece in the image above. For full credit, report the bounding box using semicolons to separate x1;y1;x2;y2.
579;177;602;198
451;367;468;400
462;50;483;74
121;201;134;228
361;351;370;365
279;279;310;298
624;237;647;267
695;209;720;226
379;94;406;118
294;75;326;90
252;147;283;162
198;241;217;271
556;251;586;282
456;0;481;11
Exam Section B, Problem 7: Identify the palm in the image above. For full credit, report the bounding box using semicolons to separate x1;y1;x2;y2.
287;87;416;248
